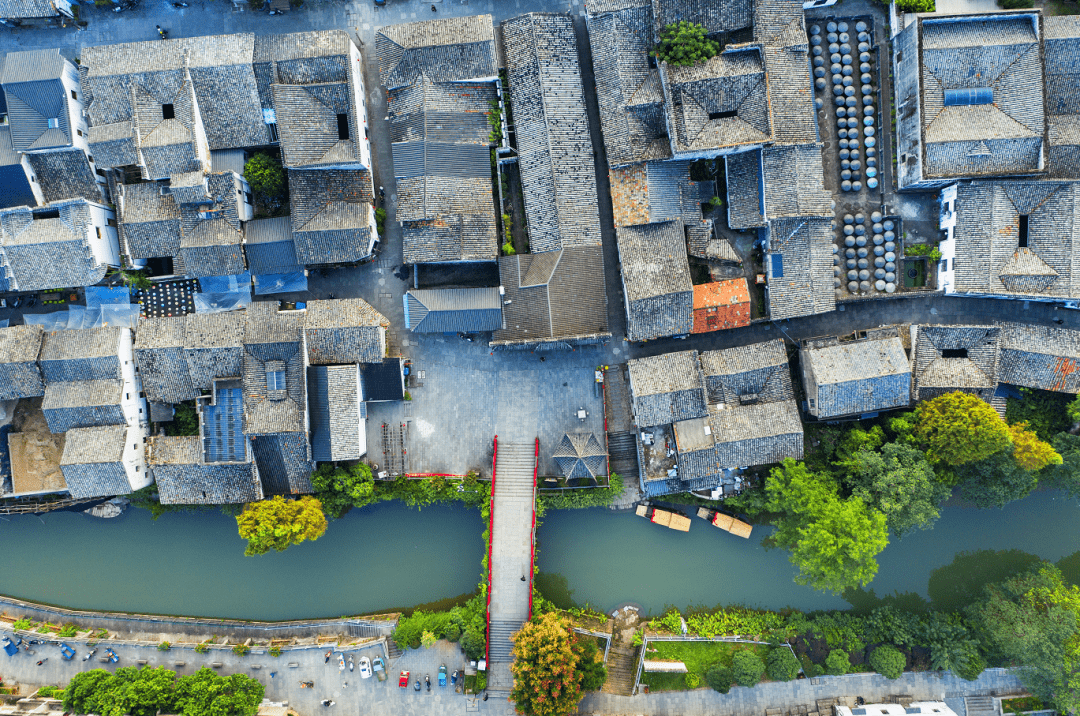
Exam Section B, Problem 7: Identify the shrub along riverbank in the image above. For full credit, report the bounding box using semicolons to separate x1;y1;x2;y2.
628;556;1080;712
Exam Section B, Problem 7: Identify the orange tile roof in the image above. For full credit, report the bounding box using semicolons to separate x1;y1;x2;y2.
609;164;649;228
692;279;751;333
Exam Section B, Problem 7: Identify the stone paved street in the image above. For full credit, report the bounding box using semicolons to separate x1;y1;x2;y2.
0;626;1025;716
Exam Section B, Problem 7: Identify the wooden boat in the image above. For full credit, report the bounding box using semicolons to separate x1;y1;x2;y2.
636;504;691;532
696;507;752;538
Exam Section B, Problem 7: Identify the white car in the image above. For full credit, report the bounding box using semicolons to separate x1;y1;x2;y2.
358;656;372;679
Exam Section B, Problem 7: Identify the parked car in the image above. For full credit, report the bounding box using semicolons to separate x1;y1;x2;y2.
398;670;410;688
59;644;75;660
372;656;386;681
358;656;372;679
438;665;447;687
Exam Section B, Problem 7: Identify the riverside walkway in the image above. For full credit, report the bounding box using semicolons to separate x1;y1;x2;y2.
485;438;538;697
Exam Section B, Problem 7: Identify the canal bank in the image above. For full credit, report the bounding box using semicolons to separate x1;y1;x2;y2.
0;491;1078;621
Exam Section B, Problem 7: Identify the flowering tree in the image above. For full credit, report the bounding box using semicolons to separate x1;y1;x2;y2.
509;613;585;716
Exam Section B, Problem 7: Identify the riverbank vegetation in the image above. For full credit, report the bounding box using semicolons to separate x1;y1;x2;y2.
641;641;772;692
632;558;1080;713
725;390;1072;595
63;666;263;716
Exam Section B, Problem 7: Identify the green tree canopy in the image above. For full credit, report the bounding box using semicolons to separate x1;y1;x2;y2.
869;645;906;679
575;637;607;692
825;649;850;675
705;664;733;693
1044;432;1080;498
173;668;264;716
843;442;951;537
765;459;889;593
731;649;765;687
243;152;286;199
915;391;1012;467
63;667;262;716
310;463;374;518
956;451;1038;509
767;647;801;681
236;495;327;556
510;613;586;716
968;564;1080;709
653;21;720;67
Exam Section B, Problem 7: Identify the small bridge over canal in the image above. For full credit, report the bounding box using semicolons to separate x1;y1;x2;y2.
485;437;538;697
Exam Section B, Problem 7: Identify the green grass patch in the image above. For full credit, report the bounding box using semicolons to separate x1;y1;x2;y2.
639;641;772;691
1002;697;1046;714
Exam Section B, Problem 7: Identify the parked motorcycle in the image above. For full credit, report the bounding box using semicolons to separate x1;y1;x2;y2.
156;25;167;39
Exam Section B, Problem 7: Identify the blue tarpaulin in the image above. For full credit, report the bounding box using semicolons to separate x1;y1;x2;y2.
84;286;131;308
253;272;308;295
198;273;251;294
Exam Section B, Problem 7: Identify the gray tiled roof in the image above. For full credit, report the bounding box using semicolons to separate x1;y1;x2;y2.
2;50;73;151
1044;17;1080;178
586;3;672;168
244;217;299;275
242;303;305;435
765;216;836;320
761;144;831;219
802;334;911;418
308;364;362;462
59;425;132;499
88;123;138;170
0;200;111;291
272;81;361;169
662;47;770;156
254;31;354;110
376;16;497;90
918;14;1045;180
627;350;708;427
119;182;181;260
25;150;104;205
132;76;206;181
699;338;793;405
709;399;803;468
289;167;376;265
609;160;706;228
135;316;197;404
0;0;59;18
81;34;269;153
148;435;263;505
41;379;125;433
998;321;1080;393
399;178;499;264
184;311;245;390
39;327;121;383
503;13;603;254
552;432;607;479
686;222;736;262
388;76;496;147
725;150;765;229
616;220;694;342
0;325;44;400
177;175;246;276
653;0;752;36
492;246;609;346
404;287;504;333
756;1;817;145
251;431;313;496
913;324;1000;402
304;298;388;364
952;180;1080;298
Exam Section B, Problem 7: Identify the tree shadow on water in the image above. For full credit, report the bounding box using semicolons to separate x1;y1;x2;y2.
535;572;577;610
926;549;1042;612
1056;551;1080;587
842;586;930;615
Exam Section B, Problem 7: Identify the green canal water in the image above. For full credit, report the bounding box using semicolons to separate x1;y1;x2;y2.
0;491;1078;620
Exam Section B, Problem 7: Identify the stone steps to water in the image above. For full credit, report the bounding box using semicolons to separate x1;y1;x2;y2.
602;644;637;696
965;696;998;716
607;430;639;479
